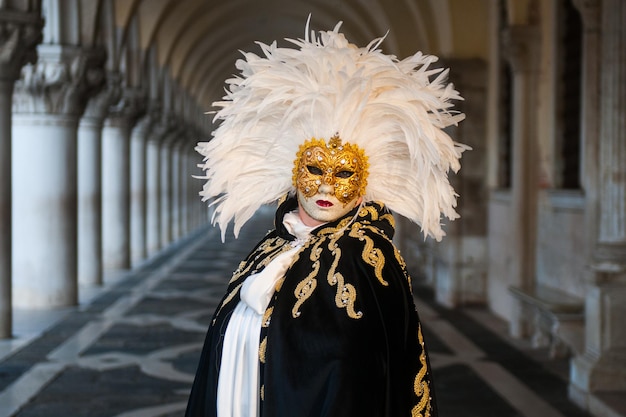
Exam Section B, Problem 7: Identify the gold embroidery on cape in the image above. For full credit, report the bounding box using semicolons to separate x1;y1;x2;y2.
394;247;407;270
259;336;267;363
327;238;362;319
412;324;431;417
292;268;318;318
289;202;397;318
316;216;353;236
228;237;281;284
262;306;273;327
349;222;388;286
360;205;379;220
292;238;324;318
394;247;412;290
381;212;395;228
274;276;285;292
213;282;243;319
229;237;293;286
360;223;393;242
260;385;265;401
228;260;248;284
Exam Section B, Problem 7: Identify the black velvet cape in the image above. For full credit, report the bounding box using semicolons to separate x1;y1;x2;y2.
185;198;437;417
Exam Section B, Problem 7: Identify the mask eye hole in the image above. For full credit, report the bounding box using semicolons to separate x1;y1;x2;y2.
307;165;323;175
336;170;354;179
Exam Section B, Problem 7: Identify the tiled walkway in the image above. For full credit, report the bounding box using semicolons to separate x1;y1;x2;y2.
0;209;600;417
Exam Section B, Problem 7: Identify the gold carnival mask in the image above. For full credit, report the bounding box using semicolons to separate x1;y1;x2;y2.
293;134;369;204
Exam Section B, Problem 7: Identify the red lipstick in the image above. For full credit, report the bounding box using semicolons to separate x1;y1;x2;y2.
316;200;333;207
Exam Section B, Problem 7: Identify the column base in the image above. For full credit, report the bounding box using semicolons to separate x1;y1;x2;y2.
570;354;626;417
434;236;487;308
571;349;626;393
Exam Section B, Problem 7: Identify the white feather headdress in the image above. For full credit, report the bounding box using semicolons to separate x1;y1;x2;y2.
197;19;468;241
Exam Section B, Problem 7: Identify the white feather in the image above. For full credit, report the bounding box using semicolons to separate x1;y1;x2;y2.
197;20;468;241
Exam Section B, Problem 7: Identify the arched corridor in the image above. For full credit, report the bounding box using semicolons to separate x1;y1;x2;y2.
0;1;625;416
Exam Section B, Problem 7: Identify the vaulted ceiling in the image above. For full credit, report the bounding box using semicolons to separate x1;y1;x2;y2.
110;0;490;111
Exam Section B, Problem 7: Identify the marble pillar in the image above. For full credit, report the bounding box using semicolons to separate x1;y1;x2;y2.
170;140;183;241
101;118;134;270
101;115;131;270
159;132;177;248
0;79;13;336
129;109;157;267
570;0;626;407
184;147;195;233
432;58;488;308
146;132;163;256
77;84;118;286
0;8;42;335
502;25;541;338
192;149;209;229
101;88;144;271
179;145;192;236
12;45;104;308
12;114;79;306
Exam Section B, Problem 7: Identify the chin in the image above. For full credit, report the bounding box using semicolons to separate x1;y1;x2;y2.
306;202;359;223
297;191;360;224
308;210;342;223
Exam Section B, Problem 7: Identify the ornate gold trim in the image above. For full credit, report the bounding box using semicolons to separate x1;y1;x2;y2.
291;237;325;318
262;306;273;327
411;324;431;417
349;222;388;286
259;336;267;363
327;238;362;319
213;282;243;319
292;273;318;318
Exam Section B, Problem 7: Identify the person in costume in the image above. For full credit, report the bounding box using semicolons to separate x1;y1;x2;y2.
185;19;467;417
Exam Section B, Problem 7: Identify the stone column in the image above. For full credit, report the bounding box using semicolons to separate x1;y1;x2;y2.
160;130;179;247
77;81;119;286
146;116;175;256
183;148;193;233
570;0;626;406
145;123;166;256
502;25;541;338
179;143;193;236
189;144;203;231
101;92;144;271
183;145;194;233
0;8;42;337
170;138;184;241
130;104;159;267
12;45;104;308
193;146;210;229
573;0;601;263
432;58;488;308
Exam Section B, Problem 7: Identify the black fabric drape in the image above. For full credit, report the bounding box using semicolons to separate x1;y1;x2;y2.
185;198;437;417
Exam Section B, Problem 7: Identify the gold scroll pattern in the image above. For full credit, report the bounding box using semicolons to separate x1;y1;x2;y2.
412;323;431;417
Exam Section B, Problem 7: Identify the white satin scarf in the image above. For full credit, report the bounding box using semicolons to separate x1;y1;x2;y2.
216;211;316;417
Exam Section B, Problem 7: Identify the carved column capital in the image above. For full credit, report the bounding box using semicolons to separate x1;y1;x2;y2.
572;0;601;31
107;86;147;129
148;112;177;143
167;125;187;147
501;25;541;74
132;100;162;138
0;9;43;81
82;73;124;123
12;45;107;116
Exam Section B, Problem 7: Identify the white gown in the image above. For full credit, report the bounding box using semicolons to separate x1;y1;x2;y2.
216;211;315;417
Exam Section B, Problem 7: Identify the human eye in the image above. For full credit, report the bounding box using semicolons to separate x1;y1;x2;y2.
336;170;354;178
307;165;324;175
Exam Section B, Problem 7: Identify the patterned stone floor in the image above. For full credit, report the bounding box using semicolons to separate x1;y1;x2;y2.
0;208;603;417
